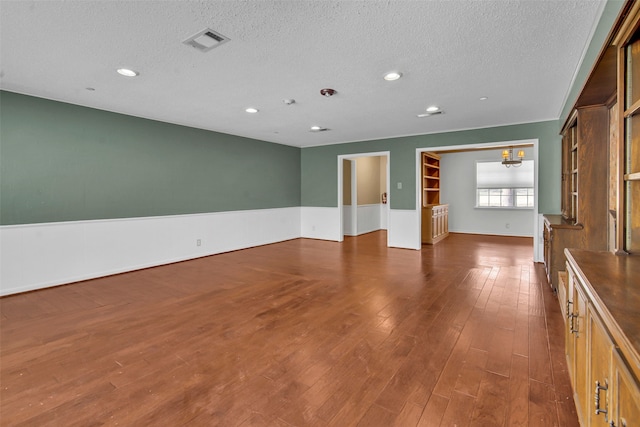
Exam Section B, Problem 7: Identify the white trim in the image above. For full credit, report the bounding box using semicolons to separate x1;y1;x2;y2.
0;207;300;296
415;139;541;261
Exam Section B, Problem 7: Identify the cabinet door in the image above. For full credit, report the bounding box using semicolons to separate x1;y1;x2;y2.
558;275;568;325
566;266;576;375
588;309;613;426
573;283;589;424
612;350;640;427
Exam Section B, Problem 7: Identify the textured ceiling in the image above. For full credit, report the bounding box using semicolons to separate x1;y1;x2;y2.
0;1;606;148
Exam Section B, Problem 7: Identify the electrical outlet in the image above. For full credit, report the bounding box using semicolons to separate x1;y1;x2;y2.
197;239;201;246
505;223;510;229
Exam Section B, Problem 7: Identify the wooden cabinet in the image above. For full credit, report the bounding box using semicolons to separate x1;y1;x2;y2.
562;122;579;220
422;204;449;244
564;249;640;427
614;3;640;254
544;106;609;290
566;267;590;423
543;215;582;290
588;308;614;426
612;350;640;427
421;152;449;244
554;5;640;426
545;2;640;288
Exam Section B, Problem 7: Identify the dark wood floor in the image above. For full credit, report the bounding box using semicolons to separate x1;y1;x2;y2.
0;232;578;426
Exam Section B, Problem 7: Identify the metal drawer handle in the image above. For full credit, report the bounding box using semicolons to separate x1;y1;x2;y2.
569;313;578;334
566;300;573;318
595;380;608;416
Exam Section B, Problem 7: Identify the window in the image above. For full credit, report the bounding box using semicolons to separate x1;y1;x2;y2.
476;160;534;208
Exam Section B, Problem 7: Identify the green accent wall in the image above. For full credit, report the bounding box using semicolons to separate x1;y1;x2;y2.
0;91;301;225
301;120;561;213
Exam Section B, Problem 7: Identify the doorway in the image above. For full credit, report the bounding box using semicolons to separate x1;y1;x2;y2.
415;140;541;261
338;152;390;244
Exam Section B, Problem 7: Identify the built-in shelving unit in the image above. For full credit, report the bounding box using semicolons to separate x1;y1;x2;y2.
422;153;441;206
620;20;640;253
421;152;448;244
544;1;640;424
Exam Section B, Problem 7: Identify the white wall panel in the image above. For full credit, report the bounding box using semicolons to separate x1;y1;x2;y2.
388;209;420;250
0;207;300;296
380;204;388;230
342;205;355;236
300;207;341;241
356;204;381;235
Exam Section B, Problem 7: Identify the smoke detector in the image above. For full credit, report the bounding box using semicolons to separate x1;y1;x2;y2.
183;28;230;52
320;88;337;97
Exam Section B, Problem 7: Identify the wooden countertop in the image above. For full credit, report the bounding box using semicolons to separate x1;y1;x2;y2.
543;214;583;230
565;248;640;379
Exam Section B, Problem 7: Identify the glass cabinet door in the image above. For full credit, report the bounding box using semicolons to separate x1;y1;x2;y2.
623;27;640;252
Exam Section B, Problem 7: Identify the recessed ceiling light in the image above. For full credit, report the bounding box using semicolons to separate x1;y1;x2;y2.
426;106;440;112
480;96;488;101
117;68;139;77
310;126;329;132
245;107;259;113
383;72;402;81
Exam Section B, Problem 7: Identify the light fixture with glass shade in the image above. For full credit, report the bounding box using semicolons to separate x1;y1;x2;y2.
502;147;525;167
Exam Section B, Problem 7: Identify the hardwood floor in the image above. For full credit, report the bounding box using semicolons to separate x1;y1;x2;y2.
0;232;578;426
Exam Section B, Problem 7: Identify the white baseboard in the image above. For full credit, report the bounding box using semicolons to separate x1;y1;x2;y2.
0;207;301;296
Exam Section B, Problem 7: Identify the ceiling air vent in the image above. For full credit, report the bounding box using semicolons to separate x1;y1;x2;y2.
417;111;443;118
183;28;230;52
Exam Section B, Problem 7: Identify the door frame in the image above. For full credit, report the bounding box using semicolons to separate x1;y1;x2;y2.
415;139;541;261
337;151;390;244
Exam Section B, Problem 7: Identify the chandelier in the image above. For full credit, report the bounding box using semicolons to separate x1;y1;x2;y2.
502;147;525;167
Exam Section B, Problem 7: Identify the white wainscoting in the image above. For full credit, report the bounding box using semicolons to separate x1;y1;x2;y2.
342;205;355;236
0;207;301;296
388;209;421;250
536;213;544;263
356;204;382;235
342;204;388;237
300;206;341;241
380;204;388;230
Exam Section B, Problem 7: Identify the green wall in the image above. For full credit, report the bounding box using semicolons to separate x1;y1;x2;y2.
0;91;301;225
559;0;626;123
2;1;623;226
301;120;561;213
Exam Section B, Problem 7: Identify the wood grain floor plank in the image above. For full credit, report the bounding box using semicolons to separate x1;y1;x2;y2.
440;390;476;427
417;393;449;427
506;354;529;427
469;371;510;426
